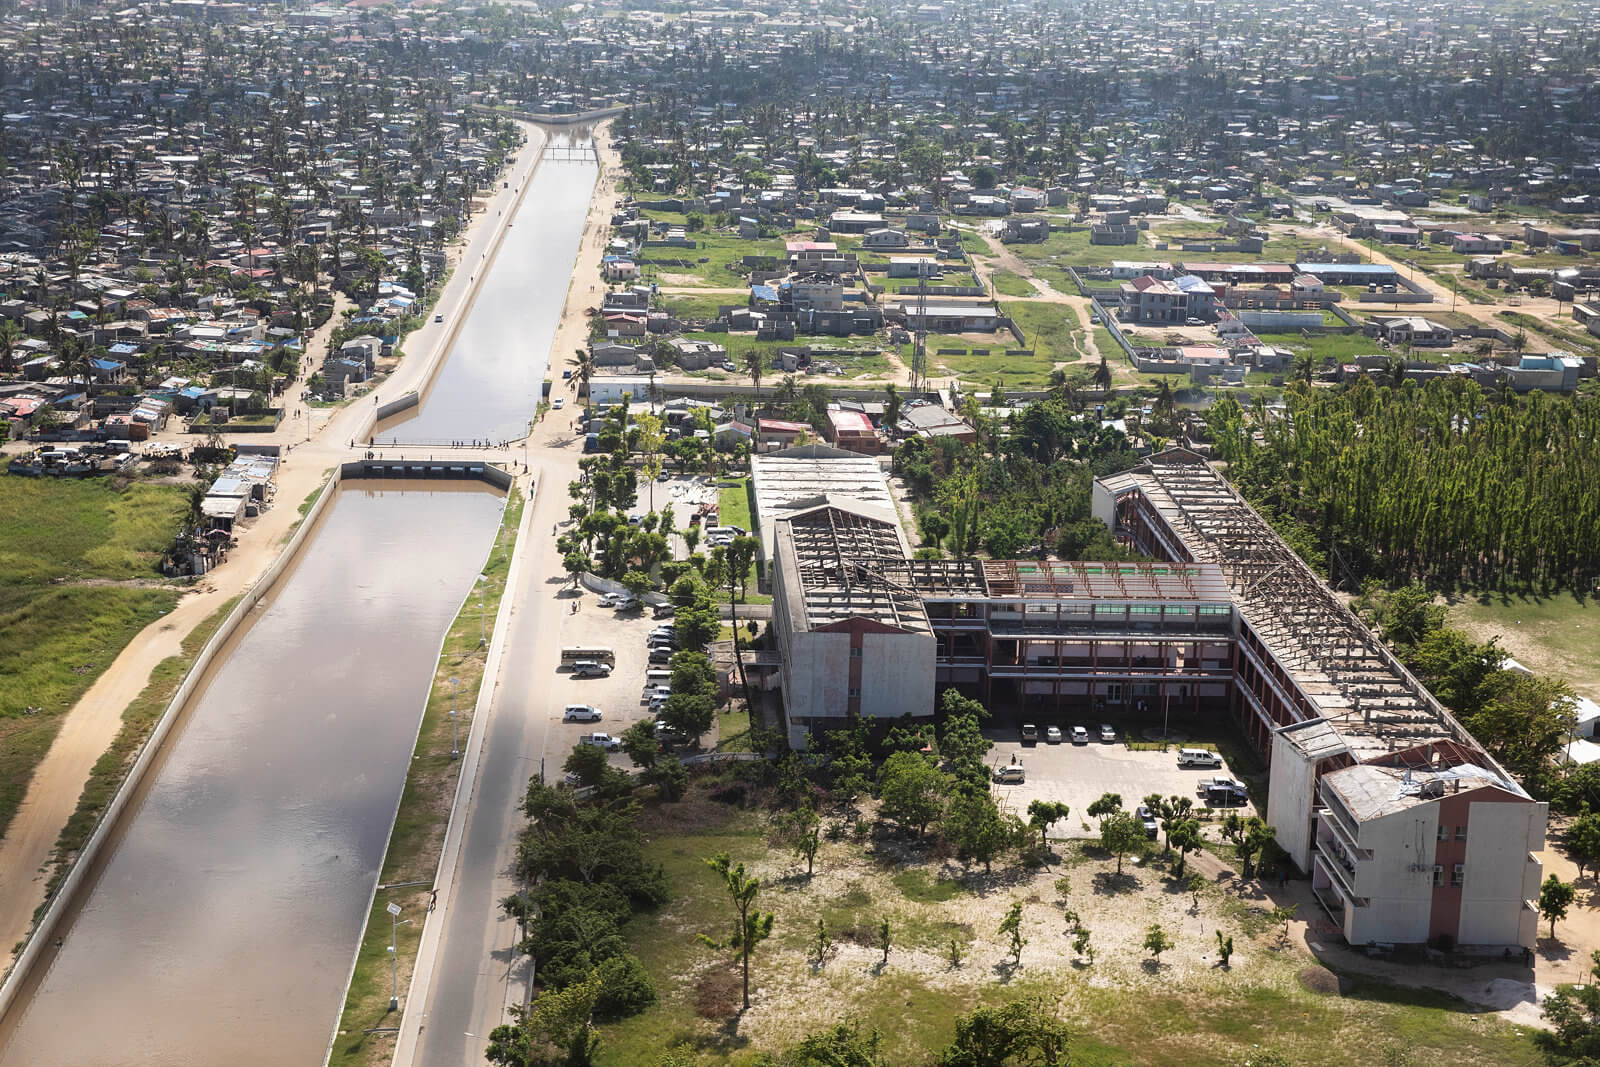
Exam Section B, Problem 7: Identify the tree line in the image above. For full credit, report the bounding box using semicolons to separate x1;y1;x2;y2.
1210;378;1600;593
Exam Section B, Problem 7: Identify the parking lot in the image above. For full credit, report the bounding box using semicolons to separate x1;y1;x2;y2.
545;587;674;768
985;733;1256;839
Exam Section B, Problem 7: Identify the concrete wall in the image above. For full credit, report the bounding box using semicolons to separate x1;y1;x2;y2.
1348;807;1438;944
1266;730;1318;870
1460;799;1546;947
1238;310;1325;330
859;632;936;719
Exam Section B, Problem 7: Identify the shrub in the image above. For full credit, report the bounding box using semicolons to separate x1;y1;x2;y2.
592;953;657;1020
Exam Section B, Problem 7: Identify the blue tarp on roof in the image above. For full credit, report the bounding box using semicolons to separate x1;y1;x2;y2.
750;284;778;302
108;343;140;356
90;358;124;372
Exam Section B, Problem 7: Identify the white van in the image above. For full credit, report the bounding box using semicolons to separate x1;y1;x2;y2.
645;669;672;688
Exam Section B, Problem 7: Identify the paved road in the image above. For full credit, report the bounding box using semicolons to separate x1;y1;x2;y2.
409;423;582;1064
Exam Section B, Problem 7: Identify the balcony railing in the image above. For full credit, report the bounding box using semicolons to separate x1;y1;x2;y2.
1314;849;1367;906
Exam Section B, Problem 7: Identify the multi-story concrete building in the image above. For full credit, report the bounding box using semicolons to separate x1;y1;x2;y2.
761;446;1545;949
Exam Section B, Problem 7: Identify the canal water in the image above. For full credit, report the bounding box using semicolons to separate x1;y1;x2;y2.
0;484;506;1066
0;129;598;1065
376;127;600;446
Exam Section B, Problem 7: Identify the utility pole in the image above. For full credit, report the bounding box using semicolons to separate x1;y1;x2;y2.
911;258;929;394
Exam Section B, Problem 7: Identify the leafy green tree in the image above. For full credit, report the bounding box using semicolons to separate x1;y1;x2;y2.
620;720;659;771
1541;874;1577;940
1072;928;1094;965
877;751;949;838
699;853;775;1011
485;971;601;1067
563;743;609;788
776;802;823;877
943;786;1018;873
938;998;1072;1067
1466;673;1577;777
786;1020;887;1067
1026;800;1071;852
997;901;1027;968
1100;811;1146;876
1168;819;1202;879
1215;930;1234;968
1087;792;1123;831
1567;806;1600;880
1143;923;1174;964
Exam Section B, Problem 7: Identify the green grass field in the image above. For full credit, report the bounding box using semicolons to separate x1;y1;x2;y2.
990;270;1036;297
0;470;190;840
1448;591;1600;693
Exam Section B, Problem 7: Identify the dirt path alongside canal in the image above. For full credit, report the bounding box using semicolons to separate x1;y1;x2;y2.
0;125;551;981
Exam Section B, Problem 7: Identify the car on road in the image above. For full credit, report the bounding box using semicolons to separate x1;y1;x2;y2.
1099;723;1116;743
1185;317;1204;326
1020;723;1039;744
562;704;602;723
578;732;621;751
571;661;612;679
1136;804;1160;839
1177;748;1223;769
1045;726;1062;744
993;764;1026;784
1071;725;1089;744
553;397;565;409
434;314;444;323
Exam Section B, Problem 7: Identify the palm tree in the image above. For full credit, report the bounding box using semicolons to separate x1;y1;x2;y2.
0;319;21;374
744;349;764;451
569;347;594;399
1093;355;1112;393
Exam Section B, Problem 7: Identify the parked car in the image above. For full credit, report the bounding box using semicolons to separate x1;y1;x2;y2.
1136;804;1160;839
1185;317;1204;326
1099;723;1116;743
1196;776;1246;797
649;626;676;640
1020;723;1039;744
652;604;675;619
1071;725;1089;744
1045;725;1062;744
563;770;585;786
571;661;612;679
644;685;671;703
597;592;628;607
1176;748;1223;769
578;732;621;751
562;704;602;723
993;764;1026;784
648;647;673;664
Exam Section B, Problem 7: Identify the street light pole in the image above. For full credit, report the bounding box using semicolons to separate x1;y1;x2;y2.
386;901;405;1011
479;572;488;646
449;676;460;759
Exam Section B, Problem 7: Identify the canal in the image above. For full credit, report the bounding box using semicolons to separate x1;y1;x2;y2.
376;127;600;446
0;128;598;1065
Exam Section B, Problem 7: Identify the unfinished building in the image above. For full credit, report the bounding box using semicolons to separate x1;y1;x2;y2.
762;446;1544;948
1094;449;1544;949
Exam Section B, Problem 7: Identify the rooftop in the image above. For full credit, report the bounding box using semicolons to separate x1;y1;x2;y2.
775;504;932;635
1322;761;1521;822
1108;449;1492;764
751;445;901;561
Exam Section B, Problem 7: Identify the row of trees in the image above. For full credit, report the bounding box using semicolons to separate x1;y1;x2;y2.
1213;378;1600;593
488;782;668;1065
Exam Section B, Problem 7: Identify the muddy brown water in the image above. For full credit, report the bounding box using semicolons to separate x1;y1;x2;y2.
376;127;600;447
0;484;506;1066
